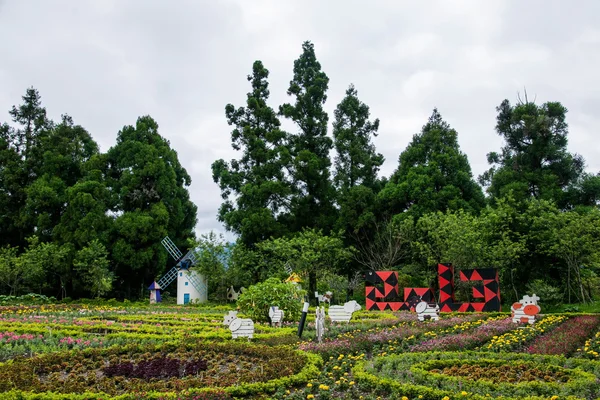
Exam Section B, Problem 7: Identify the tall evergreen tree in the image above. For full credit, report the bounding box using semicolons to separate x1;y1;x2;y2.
107;116;197;298
379;109;485;219
0;123;25;247
332;84;385;284
279;41;335;232
212;61;292;247
479;97;586;208
24;115;99;242
0;88;52;246
333;84;384;192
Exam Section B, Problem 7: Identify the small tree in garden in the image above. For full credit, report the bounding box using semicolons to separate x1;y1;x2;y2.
257;228;354;304
74;239;113;298
236;278;305;322
190;231;229;300
540;209;600;304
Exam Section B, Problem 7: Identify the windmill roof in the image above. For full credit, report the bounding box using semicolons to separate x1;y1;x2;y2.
148;281;161;290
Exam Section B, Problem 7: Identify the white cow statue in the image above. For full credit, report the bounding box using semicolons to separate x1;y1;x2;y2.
226;286;245;302
315;291;333;304
268;306;285;327
511;294;541;325
415;301;440;321
222;311;254;339
328;300;361;323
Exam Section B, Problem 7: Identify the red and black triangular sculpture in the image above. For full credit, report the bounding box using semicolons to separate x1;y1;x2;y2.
365;265;501;313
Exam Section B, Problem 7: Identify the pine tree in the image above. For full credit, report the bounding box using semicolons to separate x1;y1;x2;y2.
212;61;292;247
279;41;335;232
379;109;485;219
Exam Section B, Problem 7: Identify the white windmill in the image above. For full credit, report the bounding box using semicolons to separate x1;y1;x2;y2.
156;236;208;305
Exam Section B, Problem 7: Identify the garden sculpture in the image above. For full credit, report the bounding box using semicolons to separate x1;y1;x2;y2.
222;311;254;339
315;290;333;304
415;300;440;321
315;306;325;343
511;294;541;324
268;306;285;327
328;300;361;323
157;236;207;304
226;286;245;302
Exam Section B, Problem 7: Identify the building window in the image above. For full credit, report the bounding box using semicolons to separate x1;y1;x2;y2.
180;272;182;277
185;282;188;286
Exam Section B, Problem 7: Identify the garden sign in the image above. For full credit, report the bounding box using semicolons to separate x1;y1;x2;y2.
365;263;501;312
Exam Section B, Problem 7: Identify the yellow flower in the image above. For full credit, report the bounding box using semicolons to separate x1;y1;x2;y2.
350;381;355;385
307;395;314;400
306;383;312;387
319;384;329;390
443;397;450;400
462;391;468;395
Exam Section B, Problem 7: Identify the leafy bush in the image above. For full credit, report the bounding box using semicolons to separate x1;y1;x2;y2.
237;278;305;322
0;293;55;305
526;279;563;306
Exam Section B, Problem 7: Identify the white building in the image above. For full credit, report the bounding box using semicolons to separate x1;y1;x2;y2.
176;268;207;305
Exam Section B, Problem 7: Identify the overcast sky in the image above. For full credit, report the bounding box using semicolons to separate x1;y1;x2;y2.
1;0;599;241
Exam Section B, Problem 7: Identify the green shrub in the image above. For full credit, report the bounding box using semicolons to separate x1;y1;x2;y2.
237;278;305;322
526;279;563;306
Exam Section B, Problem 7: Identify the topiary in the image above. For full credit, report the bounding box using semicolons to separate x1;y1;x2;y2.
237;278;305;322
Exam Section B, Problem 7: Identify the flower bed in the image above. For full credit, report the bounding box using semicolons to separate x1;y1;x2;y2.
0;341;321;398
525;315;600;356
354;351;600;399
299;313;488;358
576;329;600;359
481;314;567;352
409;316;516;352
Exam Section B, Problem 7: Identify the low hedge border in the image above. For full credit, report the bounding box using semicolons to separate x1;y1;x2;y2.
353;351;600;400
0;341;322;399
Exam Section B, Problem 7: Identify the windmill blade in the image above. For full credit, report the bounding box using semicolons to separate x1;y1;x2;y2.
161;236;183;261
157;266;179;289
186;270;207;298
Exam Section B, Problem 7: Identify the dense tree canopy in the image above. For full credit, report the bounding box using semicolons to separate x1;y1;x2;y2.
107;116;197;298
480;98;588;209
379;109;485;219
1;42;599;306
0;91;196;300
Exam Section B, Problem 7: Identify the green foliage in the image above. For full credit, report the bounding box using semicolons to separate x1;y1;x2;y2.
212;61;292;247
190;231;230;300
333;84;383;193
279;41;336;232
480;97;587;209
107;116;197;297
257;229;354;302
74;239;113;298
353;217;414;271
236;278;305;322
526;279;563;306
379;109;485;219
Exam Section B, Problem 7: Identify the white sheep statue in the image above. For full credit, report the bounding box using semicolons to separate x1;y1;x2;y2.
222;311;254;339
328;300;361;323
268;306;285;327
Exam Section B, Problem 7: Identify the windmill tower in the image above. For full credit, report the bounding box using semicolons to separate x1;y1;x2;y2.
157;236;208;304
